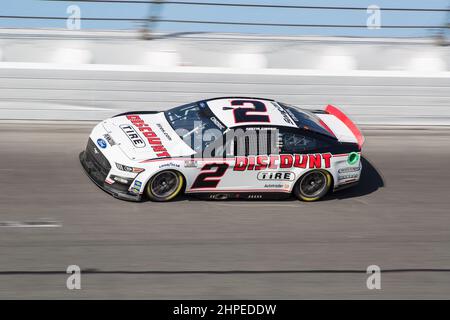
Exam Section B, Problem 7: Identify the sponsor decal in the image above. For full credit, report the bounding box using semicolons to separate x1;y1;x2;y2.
338;165;360;181
272;102;295;126
126;115;171;157
285;108;298;122
156;123;173;141
159;162;181;169
184;160;198;168
97;138;107;149
338;174;359;181
246;127;277;131
257;171;295;181
210;116;225;130
338;166;361;173
264;183;284;188
234;153;332;171
103;134;116;146
130;180;142;194
120;124;146;148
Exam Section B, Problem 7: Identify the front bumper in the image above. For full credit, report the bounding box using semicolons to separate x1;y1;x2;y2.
79;149;143;202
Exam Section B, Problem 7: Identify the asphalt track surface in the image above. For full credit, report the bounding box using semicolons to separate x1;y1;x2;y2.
0;123;450;299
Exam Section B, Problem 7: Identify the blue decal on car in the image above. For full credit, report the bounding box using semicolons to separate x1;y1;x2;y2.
97;138;107;149
130;180;142;194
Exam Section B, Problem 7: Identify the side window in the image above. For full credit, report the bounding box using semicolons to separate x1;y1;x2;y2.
279;130;327;154
231;127;278;156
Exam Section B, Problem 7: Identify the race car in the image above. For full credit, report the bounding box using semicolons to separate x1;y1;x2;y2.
80;97;364;202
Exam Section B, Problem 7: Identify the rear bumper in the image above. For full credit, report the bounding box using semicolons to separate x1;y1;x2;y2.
79;150;142;202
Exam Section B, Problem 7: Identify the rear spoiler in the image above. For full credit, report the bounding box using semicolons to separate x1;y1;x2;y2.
324;105;365;149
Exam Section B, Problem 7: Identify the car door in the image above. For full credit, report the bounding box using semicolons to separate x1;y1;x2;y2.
187;126;275;193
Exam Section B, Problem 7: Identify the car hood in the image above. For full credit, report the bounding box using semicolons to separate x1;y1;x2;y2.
103;112;195;161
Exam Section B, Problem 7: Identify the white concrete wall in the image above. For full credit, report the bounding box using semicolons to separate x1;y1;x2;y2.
0;29;449;125
0;66;449;125
1;29;449;71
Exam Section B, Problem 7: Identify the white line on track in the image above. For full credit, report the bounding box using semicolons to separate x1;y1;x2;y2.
0;220;61;228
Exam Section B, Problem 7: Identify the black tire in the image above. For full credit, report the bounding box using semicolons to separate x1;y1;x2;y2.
293;170;332;202
145;170;184;202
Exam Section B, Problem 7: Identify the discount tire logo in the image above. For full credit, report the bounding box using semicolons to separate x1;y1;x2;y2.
120;124;146;148
234;153;332;171
257;171;295;181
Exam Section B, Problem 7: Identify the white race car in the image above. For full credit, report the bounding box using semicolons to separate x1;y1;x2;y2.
80;97;364;202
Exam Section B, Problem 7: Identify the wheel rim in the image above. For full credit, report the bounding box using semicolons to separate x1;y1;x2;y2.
300;171;327;198
150;171;180;198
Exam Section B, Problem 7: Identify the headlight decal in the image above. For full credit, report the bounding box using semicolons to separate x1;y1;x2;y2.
115;163;145;173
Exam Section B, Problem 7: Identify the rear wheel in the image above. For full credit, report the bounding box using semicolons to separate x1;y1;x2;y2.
294;170;332;202
145;170;184;202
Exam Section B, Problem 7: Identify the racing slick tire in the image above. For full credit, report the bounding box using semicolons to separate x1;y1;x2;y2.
145;170;185;202
294;169;332;202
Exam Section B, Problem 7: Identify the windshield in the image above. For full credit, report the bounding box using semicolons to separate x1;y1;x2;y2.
279;103;335;138
164;102;226;154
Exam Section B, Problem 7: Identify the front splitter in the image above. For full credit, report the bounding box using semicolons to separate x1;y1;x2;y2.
79;151;143;202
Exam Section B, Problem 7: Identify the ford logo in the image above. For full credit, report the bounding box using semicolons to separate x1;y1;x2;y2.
97;138;107;149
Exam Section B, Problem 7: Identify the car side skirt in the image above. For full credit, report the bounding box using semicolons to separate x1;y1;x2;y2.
188;191;292;201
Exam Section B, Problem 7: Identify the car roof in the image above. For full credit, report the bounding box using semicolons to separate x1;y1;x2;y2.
203;97;299;129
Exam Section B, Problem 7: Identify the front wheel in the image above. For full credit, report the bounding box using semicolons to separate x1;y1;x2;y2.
145;170;184;202
293;170;332;202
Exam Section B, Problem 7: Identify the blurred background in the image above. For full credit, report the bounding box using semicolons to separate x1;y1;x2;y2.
0;0;449;124
1;1;450;299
